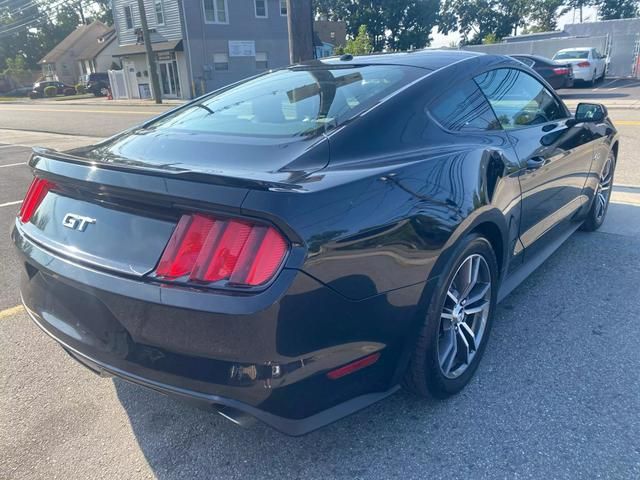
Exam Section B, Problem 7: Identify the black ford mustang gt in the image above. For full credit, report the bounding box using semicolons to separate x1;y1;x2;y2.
13;51;618;435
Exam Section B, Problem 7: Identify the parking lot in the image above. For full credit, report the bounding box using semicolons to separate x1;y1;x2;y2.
1;88;640;479
557;77;640;106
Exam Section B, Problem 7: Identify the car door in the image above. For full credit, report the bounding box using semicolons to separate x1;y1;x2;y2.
475;67;596;259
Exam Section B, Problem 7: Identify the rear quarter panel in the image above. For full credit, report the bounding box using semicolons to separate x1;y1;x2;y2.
242;62;524;302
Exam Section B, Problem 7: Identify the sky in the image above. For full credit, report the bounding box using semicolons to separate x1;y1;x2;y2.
430;6;600;47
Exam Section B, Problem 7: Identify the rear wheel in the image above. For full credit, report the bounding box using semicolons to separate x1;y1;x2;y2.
404;234;498;398
581;150;615;231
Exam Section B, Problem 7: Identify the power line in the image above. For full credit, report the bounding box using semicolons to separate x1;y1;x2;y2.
0;0;93;38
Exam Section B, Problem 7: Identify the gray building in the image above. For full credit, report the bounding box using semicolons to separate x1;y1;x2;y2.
111;0;290;99
184;0;289;94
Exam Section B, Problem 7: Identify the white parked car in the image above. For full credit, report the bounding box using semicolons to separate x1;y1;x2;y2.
552;48;607;85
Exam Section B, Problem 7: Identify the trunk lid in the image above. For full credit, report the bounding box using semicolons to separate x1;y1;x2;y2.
68;127;330;185
20;131;326;277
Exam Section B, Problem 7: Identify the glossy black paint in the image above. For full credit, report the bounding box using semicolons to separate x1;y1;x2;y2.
13;51;619;435
510;54;574;90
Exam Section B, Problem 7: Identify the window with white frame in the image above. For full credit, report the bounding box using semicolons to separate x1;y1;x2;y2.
254;0;268;18
155;0;165;25
280;0;287;16
213;53;229;70
203;0;228;23
124;5;134;29
255;52;268;69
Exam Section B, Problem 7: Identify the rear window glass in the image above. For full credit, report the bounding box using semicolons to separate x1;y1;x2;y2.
553;50;589;60
149;65;424;137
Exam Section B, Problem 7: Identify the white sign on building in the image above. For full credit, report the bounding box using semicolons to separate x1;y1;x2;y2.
228;40;256;57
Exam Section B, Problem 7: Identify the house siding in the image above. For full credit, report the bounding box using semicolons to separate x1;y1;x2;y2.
111;0;290;98
183;0;289;93
113;0;183;46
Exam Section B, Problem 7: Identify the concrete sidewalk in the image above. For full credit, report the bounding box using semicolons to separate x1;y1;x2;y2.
0;97;184;108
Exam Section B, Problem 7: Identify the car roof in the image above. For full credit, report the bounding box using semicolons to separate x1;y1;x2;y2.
309;49;483;71
510;54;553;62
556;47;591;52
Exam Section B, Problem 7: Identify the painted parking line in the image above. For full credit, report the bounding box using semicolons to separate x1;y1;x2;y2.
0;144;29;150
0;305;23;320
613;120;640;125
0;107;153;115
0;162;25;168
0;200;22;208
592;78;620;91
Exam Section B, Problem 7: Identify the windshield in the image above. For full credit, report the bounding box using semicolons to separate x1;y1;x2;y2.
149;65;424;137
554;50;589;60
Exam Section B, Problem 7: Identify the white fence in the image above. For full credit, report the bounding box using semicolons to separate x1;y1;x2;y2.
107;69;130;99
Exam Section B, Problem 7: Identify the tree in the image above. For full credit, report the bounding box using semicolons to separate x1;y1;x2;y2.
0;0;112;72
439;0;532;45
344;24;372;55
314;0;439;51
566;0;594;23
482;33;498;44
595;0;638;19
528;0;570;31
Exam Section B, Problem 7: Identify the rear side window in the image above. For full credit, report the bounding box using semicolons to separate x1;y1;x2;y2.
475;68;566;129
514;57;535;68
430;80;501;132
150;65;424;137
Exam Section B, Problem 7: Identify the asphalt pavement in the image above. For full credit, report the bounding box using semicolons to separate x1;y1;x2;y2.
0;98;639;479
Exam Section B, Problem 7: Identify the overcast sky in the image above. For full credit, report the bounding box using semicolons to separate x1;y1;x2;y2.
430;6;600;47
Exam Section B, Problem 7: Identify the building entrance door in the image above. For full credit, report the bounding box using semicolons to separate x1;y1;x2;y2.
159;59;181;98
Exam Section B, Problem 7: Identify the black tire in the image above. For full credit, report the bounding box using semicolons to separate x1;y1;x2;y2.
581;150;616;232
404;233;498;399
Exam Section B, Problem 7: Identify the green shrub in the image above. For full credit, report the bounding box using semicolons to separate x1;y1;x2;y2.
75;83;86;94
44;86;57;97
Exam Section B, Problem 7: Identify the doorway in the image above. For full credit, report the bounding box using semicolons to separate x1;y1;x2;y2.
158;59;181;98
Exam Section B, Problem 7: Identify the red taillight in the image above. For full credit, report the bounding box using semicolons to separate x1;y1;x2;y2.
19;178;54;223
553;67;570;75
326;353;381;380
577;61;591;68
155;213;288;287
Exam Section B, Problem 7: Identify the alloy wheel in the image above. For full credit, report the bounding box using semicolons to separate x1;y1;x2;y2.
595;154;614;221
437;254;492;379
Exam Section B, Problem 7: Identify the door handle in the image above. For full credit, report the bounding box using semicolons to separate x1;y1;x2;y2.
526;157;547;170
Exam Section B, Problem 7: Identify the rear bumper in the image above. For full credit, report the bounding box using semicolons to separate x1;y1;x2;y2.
25;304;399;436
572;67;593;81
13;221;423;434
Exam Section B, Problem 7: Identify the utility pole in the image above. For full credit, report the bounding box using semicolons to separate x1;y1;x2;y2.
77;1;86;24
286;0;314;64
136;0;162;104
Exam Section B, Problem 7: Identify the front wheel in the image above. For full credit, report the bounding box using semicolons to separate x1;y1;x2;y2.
581;150;615;231
404;234;498;399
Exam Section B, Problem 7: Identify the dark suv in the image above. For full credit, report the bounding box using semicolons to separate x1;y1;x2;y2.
85;73;110;96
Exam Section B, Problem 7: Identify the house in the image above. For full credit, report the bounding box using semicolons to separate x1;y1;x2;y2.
111;0;187;99
314;20;346;58
111;0;290;99
76;28;119;81
183;0;290;94
113;0;346;99
38;21;112;85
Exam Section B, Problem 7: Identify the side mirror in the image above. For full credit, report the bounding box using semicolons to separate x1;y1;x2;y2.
574;102;607;124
